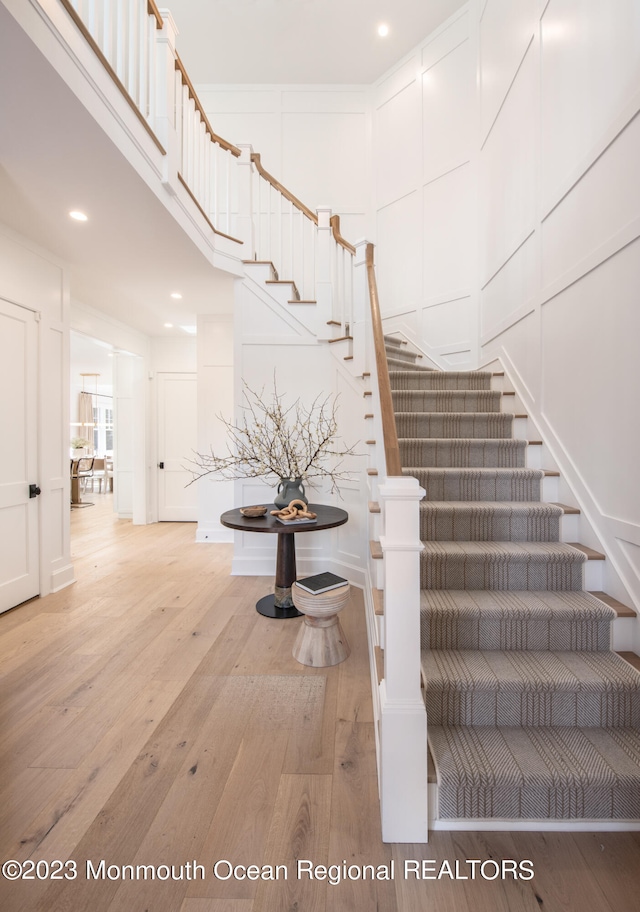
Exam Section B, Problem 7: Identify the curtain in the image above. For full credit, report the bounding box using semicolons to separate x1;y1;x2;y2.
78;392;95;452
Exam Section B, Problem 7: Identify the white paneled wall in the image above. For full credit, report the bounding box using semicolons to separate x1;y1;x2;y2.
372;7;477;370
197;86;370;247
369;0;640;632
479;0;640;637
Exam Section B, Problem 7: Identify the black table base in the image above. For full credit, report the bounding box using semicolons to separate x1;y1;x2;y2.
256;594;303;619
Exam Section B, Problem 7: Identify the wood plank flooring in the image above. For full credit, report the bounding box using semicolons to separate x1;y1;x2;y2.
1;495;639;911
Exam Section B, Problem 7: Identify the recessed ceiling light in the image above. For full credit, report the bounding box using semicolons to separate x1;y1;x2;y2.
69;210;88;221
164;323;174;328
170;292;182;299
179;325;197;335
377;23;389;38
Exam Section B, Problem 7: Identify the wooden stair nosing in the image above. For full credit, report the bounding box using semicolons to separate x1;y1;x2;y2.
362;371;371;378
343;355;354;361
370;540;383;559
372;587;384;615
568;542;606;560
364;413;374;419
366;439;376;445
374;645;384;684
288;299;316;304
367;468;378;477
242;258;278;277
369;500;381;514
619;651;640;671
590;591;637;618
326;320;341;326
552;502;580;515
328;335;353;344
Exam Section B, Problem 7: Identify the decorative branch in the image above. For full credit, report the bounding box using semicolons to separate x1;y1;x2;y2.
186;377;360;493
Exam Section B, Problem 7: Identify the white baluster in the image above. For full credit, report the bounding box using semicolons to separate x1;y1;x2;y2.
225;151;231;237
102;0;112;64
114;0;125;82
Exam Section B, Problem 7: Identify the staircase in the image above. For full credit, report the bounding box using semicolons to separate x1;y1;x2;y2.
385;335;640;824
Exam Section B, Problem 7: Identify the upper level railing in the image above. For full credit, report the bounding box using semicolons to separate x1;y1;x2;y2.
58;0;354;328
61;0;164;150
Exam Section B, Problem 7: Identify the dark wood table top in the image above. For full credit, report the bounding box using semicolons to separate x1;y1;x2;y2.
220;503;348;535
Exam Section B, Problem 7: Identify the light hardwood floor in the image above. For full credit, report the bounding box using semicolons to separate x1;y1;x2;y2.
1;496;639;912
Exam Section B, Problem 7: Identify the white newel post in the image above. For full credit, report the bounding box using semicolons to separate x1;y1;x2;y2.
378;474;428;842
235;144;255;257
315;207;333;340
156;10;179;194
351;239;368;377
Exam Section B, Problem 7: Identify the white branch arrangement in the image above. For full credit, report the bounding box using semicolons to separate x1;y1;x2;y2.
187;378;360;493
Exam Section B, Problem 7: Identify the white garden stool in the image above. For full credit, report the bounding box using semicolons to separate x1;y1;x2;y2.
291;582;351;667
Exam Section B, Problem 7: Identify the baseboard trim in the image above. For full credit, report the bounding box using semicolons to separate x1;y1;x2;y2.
195;528;233;543
50;563;75;592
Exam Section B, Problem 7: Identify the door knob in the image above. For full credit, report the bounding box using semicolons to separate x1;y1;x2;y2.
29;484;41;498
158;462;165;469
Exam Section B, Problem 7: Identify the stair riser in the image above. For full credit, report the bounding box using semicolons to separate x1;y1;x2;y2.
422;617;612;652
396;414;514;439
437;783;640;821
426;691;640;728
414;474;543;501
420;556;585;591
400;441;527;468
420;511;560;542
392;391;502;413
390;372;493;391
385;348;420;364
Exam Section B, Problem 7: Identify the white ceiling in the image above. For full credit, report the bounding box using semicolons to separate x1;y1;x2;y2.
168;0;465;85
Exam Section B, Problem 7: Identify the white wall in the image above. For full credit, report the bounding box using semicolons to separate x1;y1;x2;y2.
478;0;640;632
371;7;478;370
0;223;74;595
230;272;369;583
195;314;234;542
197;85;371;244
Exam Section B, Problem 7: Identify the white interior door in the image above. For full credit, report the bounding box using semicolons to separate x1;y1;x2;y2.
157;372;198;521
0;298;39;613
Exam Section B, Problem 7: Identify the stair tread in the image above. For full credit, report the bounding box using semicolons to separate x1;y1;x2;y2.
423;649;640;691
567;542;606;560
421;500;562;511
370;540;383;559
369;501;381;513
373;588;384;615
407;466;542;476
590;591;637;618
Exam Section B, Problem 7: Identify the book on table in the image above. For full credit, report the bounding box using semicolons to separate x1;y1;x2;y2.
295;572;348;595
274;516;317;524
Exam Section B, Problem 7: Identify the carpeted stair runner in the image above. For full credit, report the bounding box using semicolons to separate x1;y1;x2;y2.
383;336;640;822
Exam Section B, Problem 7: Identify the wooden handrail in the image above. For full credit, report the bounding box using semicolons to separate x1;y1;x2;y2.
147;0;164;29
176;174;244;244
251;154;319;224
175;55;242;157
366;243;402;476
330;215;356;255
